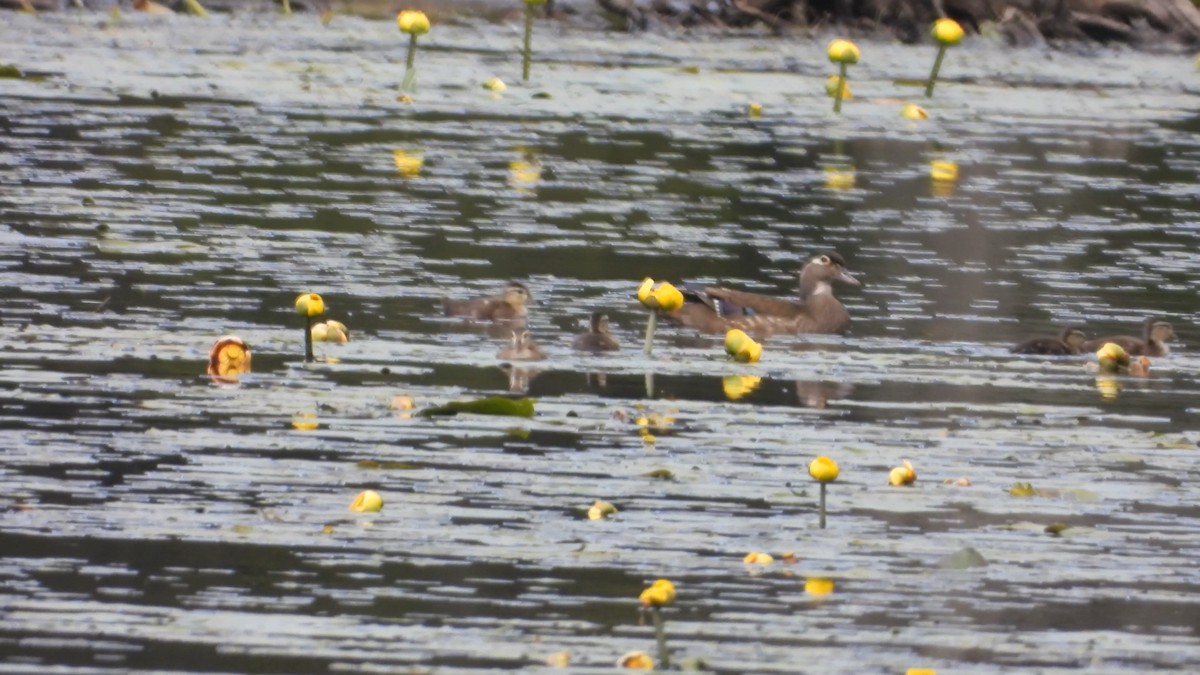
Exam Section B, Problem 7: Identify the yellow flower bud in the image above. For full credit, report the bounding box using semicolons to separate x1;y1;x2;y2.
906;669;938;675
901;103;928;120
804;577;835;595
743;552;774;564
639;578;676;607
724;329;751;355
637;277;655;304
748;102;763;118
824;74;852;99
291;412;319;430
349;489;383;512
735;339;763;364
650;282;684;312
932;18;964;46
393;149;423;178
1096;342;1131;374
888;460;917;486
483;77;507;92
826;39;860;65
295;292;325;318
617;651;654;670
808;456;839;483
587;500;617;520
311;320;350;344
396;10;430;36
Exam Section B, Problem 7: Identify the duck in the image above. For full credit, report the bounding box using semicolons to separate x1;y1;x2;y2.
498;330;546;361
666;252;861;336
572;311;620;352
1082;318;1176;357
1010;326;1087;355
442;282;531;322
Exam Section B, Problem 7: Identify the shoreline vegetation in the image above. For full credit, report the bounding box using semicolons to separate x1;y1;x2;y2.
2;0;1198;47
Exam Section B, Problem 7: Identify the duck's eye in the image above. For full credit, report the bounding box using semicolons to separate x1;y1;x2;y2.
818;255;831;265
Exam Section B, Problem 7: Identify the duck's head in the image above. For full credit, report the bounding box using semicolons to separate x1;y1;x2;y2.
503;282;531;308
1147;319;1175;342
590;311;611;333
798;252;860;297
510;329;532;348
1061;327;1087;350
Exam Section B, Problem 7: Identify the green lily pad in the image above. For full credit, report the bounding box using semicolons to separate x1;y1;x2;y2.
0;65;24;79
644;468;674;480
420;396;535;418
1045;523;1071;536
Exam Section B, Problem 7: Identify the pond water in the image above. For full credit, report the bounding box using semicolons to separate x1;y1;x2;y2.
2;11;1200;674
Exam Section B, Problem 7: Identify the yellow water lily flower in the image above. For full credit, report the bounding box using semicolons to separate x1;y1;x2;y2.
932;18;964;46
748;102;763;118
637;278;684;312
901;103;928;119
744;552;774;565
889;460;917;486
295;292;325;318
639;578;676;607
349;489;383;512
207;336;251;379
827;39;860;65
396;9;430;36
906;668;938;675
587;500;617;520
805;577;835;595
808;456;839;483
617;651;654;670
291;412;319;430
722;375;762;400
1096;342;1130;373
930;160;958;182
311;320;349;344
484;77;507;92
393;149;423;178
824;74;852;99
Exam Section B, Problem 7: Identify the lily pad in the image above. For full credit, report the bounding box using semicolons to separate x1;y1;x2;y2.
937;547;988;569
419;396;535;418
0;65;23;79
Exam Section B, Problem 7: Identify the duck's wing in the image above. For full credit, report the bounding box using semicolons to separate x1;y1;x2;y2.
725;295;850;336
1011;337;1068;355
703;287;805;317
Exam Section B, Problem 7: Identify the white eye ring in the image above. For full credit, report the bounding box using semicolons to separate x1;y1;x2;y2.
818;255;831;265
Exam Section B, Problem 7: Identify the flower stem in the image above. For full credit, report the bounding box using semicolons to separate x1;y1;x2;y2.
832;62;848;114
304;316;315;363
925;45;947;98
651;607;670;669
643;310;658;356
281;0;291;14
402;34;418;91
182;0;208;17
818;483;827;529
522;4;535;81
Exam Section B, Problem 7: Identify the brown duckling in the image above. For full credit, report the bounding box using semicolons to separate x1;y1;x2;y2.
1083;318;1176;357
442;282;531;322
572;311;620;352
666;252;861;336
1011;326;1087;355
497;330;546;361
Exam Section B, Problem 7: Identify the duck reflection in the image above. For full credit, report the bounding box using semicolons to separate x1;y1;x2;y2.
795;380;855;409
502;366;542;393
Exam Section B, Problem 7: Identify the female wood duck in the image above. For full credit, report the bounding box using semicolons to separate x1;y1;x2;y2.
442;282;530;321
498;330;546;361
666;252;861;336
1082;318;1176;357
572;312;620;352
1011;326;1088;355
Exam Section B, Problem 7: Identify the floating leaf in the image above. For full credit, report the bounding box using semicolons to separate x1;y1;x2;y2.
0;65;23;79
1044;523;1071;536
420;396;535;418
937;547;988;569
644;468;674;480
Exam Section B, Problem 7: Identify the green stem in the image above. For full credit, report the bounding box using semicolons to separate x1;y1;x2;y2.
402;34;418;91
522;4;535;81
304;316;315;363
645;372;654;399
818;483;827;529
643;310;658;356
832;62;848;114
925;45;947;98
281;0;291;14
651;607;670;670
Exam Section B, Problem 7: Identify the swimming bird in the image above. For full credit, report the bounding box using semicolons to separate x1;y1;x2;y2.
498;330;546;361
442;282;531;322
572;312;620;352
1010;326;1087;355
1082;319;1176;357
666;252;861;336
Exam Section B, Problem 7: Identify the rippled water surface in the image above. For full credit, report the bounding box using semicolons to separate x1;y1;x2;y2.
3;11;1200;674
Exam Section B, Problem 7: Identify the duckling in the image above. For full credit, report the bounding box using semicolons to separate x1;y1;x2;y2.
442;282;531;322
667;252;861;336
572;311;620;352
498;330;546;361
1083;318;1176;357
1011;326;1087;355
